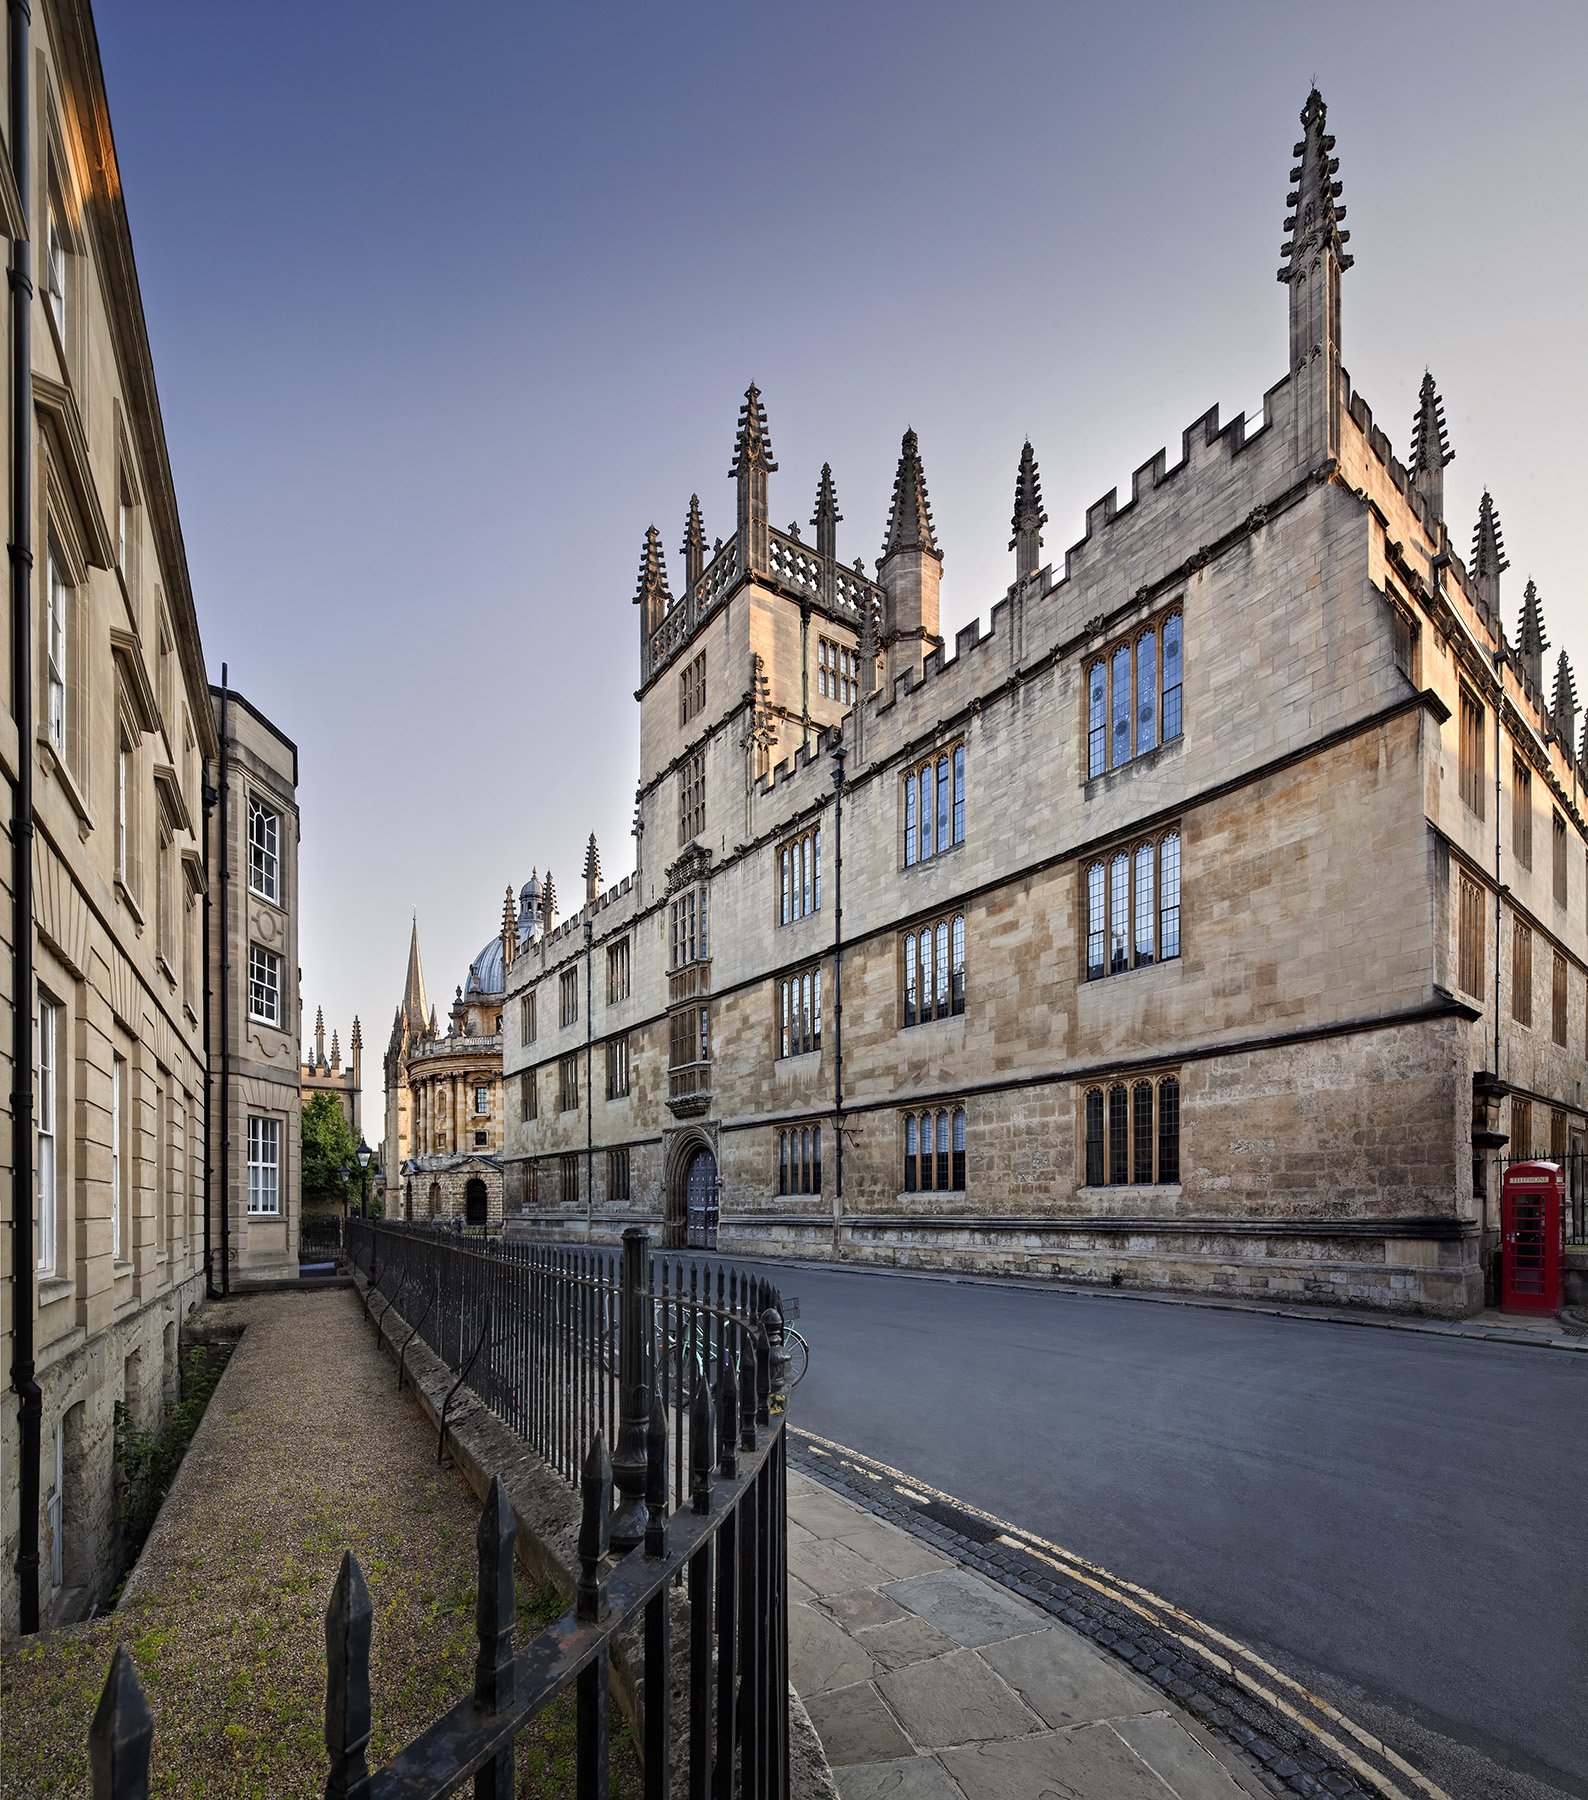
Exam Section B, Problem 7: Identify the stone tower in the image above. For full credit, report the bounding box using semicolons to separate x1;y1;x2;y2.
879;428;943;689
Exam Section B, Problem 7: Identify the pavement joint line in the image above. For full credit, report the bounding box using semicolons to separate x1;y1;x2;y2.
818;1426;1447;1800
1006;1536;1445;1800
790;1425;1452;1800
749;1253;1588;1352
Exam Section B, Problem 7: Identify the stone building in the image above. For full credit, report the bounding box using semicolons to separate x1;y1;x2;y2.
301;1007;363;1136
382;884;542;1225
2;1;214;1633
500;88;1587;1318
208;681;302;1280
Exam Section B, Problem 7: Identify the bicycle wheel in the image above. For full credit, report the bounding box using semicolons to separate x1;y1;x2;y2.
783;1328;809;1387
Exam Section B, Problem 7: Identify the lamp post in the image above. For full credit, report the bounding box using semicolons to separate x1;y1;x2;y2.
356;1137;374;1218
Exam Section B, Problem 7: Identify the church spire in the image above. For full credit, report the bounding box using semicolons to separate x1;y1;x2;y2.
882;429;940;561
1408;372;1453;519
1009;440;1047;583
402;918;428;1034
329;1030;340;1071
730;383;777;577
1470;490;1508;628
1517;580;1549;696
500;883;517;975
583;834;602;905
314;1005;325;1068
1552;651;1578;751
350;1015;362;1087
540;869;558;936
681;494;706;590
812;464;841;562
1278;89;1351;467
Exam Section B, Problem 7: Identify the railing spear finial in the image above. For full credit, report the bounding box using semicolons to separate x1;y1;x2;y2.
325;1551;373;1799
717;1331;739;1479
578;1433;613;1620
690;1369;716;1514
644;1378;669;1557
90;1645;153;1800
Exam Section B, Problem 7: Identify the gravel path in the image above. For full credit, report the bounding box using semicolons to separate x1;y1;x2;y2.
3;1286;631;1796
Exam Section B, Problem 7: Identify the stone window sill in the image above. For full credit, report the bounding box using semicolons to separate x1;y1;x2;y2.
40;734;94;833
37;1274;74;1305
116;877;145;928
1084;729;1184;793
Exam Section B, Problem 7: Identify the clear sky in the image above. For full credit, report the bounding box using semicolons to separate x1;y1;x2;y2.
95;1;1588;1133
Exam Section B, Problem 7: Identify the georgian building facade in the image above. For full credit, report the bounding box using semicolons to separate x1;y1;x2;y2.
2;2;214;1633
498;88;1586;1319
209;682;301;1279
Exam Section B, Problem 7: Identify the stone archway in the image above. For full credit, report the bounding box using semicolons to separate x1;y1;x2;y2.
663;1129;717;1250
464;1177;488;1226
428;1181;441;1220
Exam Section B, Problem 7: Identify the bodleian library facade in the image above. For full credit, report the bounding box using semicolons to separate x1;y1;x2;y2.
481;88;1588;1317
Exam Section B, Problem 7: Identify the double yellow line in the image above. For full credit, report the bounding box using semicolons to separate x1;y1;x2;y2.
792;1426;1450;1800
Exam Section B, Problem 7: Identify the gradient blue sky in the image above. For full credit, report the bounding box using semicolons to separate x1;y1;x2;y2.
96;1;1588;1130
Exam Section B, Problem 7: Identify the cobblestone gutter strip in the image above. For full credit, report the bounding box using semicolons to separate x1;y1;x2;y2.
788;1434;1394;1800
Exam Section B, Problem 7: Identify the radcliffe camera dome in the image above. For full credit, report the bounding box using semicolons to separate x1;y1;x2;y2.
466;936;506;997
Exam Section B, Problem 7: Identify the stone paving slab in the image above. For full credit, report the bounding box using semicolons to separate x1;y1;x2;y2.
883;1567;1052;1649
787;1468;1258;1800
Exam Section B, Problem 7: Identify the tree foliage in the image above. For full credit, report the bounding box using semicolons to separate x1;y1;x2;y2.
301;1091;359;1205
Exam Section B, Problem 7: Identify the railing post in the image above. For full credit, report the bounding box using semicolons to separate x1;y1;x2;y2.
762;1305;790;1407
739;1325;757;1455
717;1333;738;1480
755;1318;772;1427
610;1225;650;1552
473;1475;516;1799
688;1374;716;1797
90;1645;153;1800
642;1383;671;1800
325;1551;373;1799
577;1435;612;1800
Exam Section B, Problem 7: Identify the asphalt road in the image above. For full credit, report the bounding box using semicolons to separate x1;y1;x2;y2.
739;1262;1588;1799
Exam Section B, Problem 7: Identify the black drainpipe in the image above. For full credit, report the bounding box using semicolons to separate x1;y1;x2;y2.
201;759;217;1296
7;0;39;1638
584;917;594;1237
217;668;231;1294
830;737;846;1260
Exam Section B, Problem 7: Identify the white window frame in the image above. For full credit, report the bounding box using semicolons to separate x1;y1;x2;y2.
48;1418;64;1589
247;1116;281;1215
248;795;280;903
46;548;68;755
111;1054;125;1263
37;995;60;1273
46;201;66;340
248;943;281;1026
115;734;131;884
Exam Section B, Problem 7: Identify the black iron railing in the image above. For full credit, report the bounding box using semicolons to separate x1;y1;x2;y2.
343;1221;782;1513
299;1214;344;1260
89;1223;792;1799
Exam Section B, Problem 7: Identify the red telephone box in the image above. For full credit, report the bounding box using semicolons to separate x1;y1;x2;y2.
1500;1162;1565;1314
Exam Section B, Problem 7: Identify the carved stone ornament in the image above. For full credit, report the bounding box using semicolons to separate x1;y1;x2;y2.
666;844;712;894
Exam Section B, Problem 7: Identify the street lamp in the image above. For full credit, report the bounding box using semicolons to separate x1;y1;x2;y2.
356;1137;374;1218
